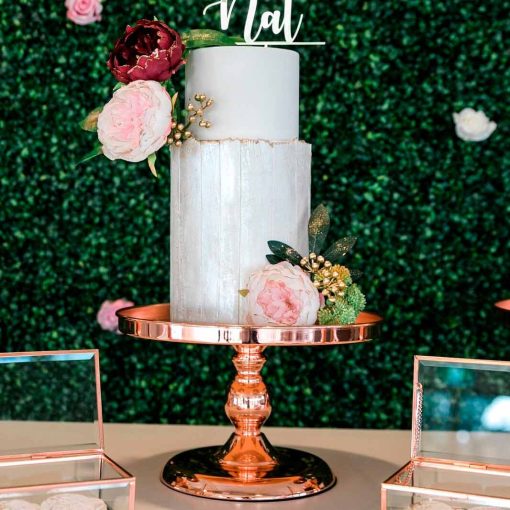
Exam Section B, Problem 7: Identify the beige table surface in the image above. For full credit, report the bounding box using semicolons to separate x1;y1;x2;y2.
103;424;410;510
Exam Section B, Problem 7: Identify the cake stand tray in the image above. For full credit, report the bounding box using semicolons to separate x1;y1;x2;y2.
495;299;510;326
117;304;382;501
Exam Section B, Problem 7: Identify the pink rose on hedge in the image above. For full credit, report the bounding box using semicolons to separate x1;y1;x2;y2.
97;298;134;333
246;261;320;326
97;80;172;162
66;0;102;25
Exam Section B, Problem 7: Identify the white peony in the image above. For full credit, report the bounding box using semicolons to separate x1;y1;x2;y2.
41;494;106;510
453;108;496;142
245;261;320;326
97;80;173;162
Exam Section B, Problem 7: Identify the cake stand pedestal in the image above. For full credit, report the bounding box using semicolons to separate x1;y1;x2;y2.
117;304;382;502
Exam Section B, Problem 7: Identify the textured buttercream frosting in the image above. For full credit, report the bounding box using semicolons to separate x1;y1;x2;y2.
170;139;311;324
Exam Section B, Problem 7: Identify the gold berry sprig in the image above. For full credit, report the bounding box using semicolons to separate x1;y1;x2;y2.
299;253;351;303
168;93;214;147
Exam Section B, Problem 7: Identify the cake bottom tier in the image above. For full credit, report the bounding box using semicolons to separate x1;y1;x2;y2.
170;139;311;324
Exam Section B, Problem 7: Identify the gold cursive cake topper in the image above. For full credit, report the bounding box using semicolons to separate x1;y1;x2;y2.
203;0;325;46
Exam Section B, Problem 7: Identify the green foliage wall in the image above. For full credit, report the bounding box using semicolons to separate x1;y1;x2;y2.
2;0;510;429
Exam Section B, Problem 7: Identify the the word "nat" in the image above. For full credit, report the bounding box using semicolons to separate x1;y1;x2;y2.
203;0;325;46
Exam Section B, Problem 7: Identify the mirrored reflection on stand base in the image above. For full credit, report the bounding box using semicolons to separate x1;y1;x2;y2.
162;435;335;501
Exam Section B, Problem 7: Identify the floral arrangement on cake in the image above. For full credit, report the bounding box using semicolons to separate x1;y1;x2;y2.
244;205;366;326
79;19;239;175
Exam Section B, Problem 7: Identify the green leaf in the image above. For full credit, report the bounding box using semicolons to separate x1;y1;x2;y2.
267;241;302;265
171;92;179;111
113;82;125;92
181;29;242;49
79;107;102;132
308;204;330;253
323;237;357;263
266;254;283;264
148;153;158;178
75;144;102;166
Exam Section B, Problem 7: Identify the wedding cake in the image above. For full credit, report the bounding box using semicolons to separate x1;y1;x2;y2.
82;19;365;328
170;46;311;324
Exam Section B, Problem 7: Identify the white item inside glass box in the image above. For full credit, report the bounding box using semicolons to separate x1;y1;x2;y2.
0;351;134;510
0;481;131;509
382;357;510;510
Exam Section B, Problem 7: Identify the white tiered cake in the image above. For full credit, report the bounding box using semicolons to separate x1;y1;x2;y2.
170;46;311;324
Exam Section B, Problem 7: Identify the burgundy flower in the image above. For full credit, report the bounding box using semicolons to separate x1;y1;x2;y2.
107;19;185;84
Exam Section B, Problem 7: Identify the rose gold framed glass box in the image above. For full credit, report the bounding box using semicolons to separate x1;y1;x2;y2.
0;350;135;509
382;356;510;510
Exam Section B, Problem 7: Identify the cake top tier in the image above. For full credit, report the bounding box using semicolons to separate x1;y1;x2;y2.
185;46;300;141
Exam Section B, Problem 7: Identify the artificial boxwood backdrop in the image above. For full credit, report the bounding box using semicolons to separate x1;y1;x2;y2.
2;0;510;428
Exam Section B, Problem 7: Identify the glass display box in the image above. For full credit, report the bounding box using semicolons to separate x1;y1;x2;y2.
382;356;510;510
0;350;135;509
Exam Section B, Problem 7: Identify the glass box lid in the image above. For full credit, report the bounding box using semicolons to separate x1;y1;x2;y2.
0;350;103;457
412;356;510;467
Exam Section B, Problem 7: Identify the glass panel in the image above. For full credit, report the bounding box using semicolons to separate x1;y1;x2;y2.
0;479;131;510
0;352;101;455
0;455;123;488
385;486;510;509
418;359;510;465
385;462;510;509
394;462;510;495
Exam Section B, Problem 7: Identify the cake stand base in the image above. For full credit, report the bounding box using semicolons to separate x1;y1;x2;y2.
162;435;335;501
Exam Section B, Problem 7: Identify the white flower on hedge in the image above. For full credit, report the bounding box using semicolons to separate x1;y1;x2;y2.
97;80;172;162
453;108;496;142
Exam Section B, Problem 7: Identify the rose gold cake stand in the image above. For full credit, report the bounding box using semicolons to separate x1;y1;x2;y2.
117;304;382;501
495;299;510;326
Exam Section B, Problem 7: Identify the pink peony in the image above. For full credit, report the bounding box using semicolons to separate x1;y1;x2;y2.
246;262;320;326
97;298;134;333
66;0;102;26
97;80;172;163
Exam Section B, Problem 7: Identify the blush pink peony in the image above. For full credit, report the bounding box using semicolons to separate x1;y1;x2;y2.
66;0;102;26
97;298;134;333
246;261;320;326
97;80;173;163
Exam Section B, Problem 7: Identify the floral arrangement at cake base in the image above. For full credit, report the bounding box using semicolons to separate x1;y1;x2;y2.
243;205;366;327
